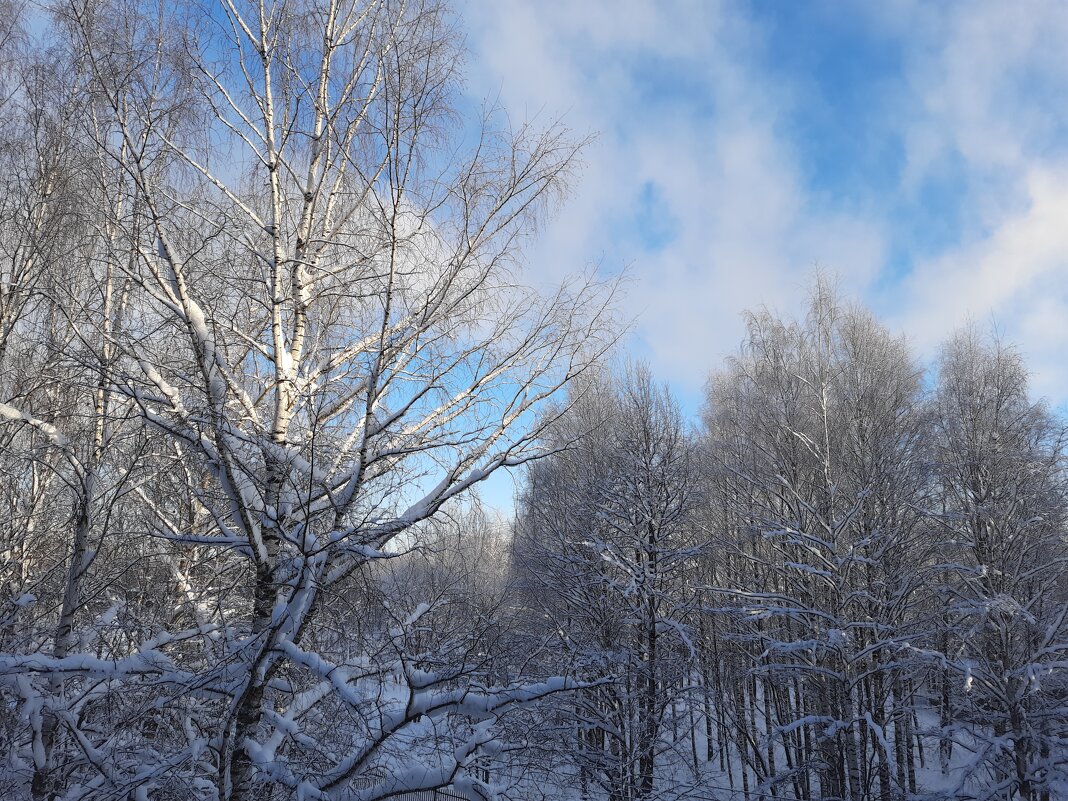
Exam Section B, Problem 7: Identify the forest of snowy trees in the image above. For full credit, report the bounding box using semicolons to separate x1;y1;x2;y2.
0;0;1066;800
511;297;1068;801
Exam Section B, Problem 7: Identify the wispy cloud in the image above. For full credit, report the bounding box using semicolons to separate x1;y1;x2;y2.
460;0;1068;407
884;0;1068;402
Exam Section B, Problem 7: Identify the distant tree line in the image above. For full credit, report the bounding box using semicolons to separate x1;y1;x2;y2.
511;283;1068;801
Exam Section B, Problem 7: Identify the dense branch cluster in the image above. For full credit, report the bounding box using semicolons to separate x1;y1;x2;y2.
512;289;1068;801
0;0;612;798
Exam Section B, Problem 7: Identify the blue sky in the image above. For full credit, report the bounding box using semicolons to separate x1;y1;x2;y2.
456;0;1068;508
457;0;1068;400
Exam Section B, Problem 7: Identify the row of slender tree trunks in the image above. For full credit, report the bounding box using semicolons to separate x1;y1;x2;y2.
521;287;1067;801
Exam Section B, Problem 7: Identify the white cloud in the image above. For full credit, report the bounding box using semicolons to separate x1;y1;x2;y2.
883;0;1068;403
459;0;885;397
894;168;1068;342
460;0;1068;407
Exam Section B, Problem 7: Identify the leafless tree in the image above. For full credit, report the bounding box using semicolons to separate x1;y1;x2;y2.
701;281;934;801
0;0;616;797
512;364;702;801
929;328;1068;801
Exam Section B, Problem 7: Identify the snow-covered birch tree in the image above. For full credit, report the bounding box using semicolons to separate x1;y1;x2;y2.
701;282;934;801
929;328;1068;801
512;365;702;801
0;0;616;797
